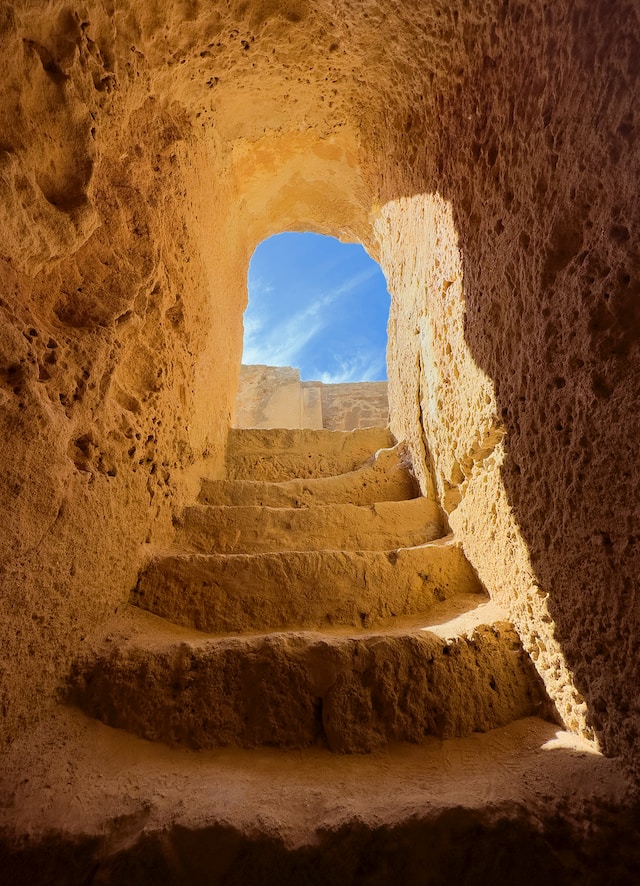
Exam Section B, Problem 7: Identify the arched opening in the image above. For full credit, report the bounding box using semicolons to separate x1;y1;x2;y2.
235;231;391;430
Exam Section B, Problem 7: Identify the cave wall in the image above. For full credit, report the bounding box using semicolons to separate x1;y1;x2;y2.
373;1;640;760
0;4;244;745
0;0;372;750
1;0;639;780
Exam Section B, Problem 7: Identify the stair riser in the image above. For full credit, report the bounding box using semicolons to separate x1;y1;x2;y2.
199;464;419;507
132;543;483;633
69;625;544;752
203;441;419;506
176;499;443;554
225;428;394;483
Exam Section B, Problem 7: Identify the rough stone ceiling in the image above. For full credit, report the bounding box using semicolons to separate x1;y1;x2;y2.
110;0;452;136
7;0;461;183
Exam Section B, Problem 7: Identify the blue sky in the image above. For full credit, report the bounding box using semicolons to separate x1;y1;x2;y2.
242;232;390;383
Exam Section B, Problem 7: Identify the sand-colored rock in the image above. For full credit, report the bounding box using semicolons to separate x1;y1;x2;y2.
69;607;545;753
175;497;442;554
1;0;639;876
199;443;420;507
133;539;483;633
234;363;389;430
224;426;394;481
0;709;634;885
134;427;474;632
319;380;389;431
234;364;323;430
115;427;539;770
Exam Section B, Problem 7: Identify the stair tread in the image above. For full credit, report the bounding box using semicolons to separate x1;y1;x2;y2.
200;443;419;506
0;706;621;880
87;594;501;646
225;427;395;482
226;426;394;454
176;496;443;553
146;534;463;560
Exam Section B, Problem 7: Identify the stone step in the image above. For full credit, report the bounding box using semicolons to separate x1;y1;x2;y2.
175;497;443;554
199;444;419;507
68;601;547;753
1;707;625;885
131;537;483;633
225;426;395;482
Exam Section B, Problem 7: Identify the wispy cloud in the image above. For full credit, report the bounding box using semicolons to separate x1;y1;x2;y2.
243;314;325;366
243;294;329;366
317;351;387;384
243;233;389;381
247;275;275;298
327;266;379;298
242;267;380;368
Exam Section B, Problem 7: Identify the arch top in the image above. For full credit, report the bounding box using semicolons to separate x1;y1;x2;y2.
223;128;377;253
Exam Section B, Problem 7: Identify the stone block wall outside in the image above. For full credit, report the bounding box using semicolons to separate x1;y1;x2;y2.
234;365;389;430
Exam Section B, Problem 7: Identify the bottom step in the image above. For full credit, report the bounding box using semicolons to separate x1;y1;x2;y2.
0;708;631;885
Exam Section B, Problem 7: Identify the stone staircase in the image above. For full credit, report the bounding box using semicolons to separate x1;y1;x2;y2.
68;427;545;753
3;428;628;883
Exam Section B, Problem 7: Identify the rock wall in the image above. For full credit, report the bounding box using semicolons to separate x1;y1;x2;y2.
0;5;245;746
320;382;389;431
234;365;323;429
234;364;388;430
0;0;639;780
371;2;640;759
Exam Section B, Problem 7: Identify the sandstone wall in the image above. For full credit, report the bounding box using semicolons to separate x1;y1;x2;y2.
234;364;388;430
319;382;389;431
234;365;323;430
0;5;245;746
0;0;639;780
370;2;640;759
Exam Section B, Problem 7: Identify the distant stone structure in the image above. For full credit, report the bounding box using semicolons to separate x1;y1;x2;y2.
234;364;389;430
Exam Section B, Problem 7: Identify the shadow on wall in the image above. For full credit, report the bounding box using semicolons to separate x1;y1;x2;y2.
375;1;640;765
380;193;585;739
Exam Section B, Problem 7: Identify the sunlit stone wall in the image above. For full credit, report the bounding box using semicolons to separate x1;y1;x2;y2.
377;194;589;737
369;2;640;762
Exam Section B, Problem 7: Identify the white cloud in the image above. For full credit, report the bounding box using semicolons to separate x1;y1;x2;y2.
328;266;379;298
246;274;275;298
317;351;387;384
242;267;380;368
242;315;325;366
242;228;392;388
